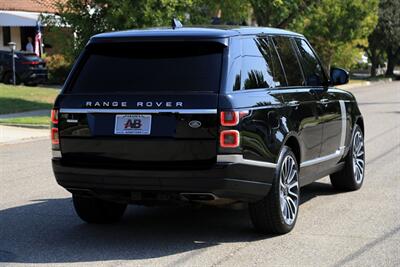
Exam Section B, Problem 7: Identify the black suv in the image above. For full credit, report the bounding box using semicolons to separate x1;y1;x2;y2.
51;26;365;234
0;50;48;85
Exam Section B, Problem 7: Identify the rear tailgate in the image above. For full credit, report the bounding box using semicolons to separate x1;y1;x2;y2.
56;40;224;169
58;94;218;168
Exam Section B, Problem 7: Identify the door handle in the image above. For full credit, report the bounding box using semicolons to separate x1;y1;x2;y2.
319;98;329;104
288;100;300;106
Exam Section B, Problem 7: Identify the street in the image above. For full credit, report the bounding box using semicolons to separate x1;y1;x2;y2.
0;82;399;266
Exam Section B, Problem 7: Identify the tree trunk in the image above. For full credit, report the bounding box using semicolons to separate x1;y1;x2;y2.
386;57;395;77
369;49;378;77
386;47;400;77
370;62;377;77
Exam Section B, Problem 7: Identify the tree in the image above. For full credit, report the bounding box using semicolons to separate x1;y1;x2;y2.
375;0;400;76
362;27;386;77
250;0;321;28
189;0;251;25
292;0;379;68
46;0;193;60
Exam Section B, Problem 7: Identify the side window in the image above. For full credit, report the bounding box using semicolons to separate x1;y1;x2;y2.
272;36;305;86
228;58;241;91
255;38;287;87
241;38;285;90
295;38;326;86
242;57;271;89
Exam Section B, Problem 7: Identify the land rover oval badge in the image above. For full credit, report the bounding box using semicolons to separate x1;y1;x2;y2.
189;120;201;128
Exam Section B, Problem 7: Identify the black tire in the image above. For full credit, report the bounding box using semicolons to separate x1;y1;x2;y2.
24;82;38;87
3;72;20;85
330;124;365;191
73;195;127;224
249;146;300;234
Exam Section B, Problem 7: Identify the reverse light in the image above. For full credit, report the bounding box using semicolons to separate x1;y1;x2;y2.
220;130;240;148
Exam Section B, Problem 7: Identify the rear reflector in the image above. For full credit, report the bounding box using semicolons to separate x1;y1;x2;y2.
51;128;59;145
51;109;58;124
220;130;240;148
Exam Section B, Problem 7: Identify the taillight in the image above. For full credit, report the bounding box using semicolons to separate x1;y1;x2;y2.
51;128;59;145
51;109;59;147
220;130;240;148
220;111;239;126
220;111;249;126
51;109;58;124
21;61;40;65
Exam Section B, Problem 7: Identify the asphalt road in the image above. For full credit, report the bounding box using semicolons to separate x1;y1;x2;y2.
0;82;399;267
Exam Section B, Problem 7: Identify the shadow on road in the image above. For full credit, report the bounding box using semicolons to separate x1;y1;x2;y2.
0;181;340;264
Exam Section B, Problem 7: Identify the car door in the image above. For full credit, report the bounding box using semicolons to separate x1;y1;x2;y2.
293;38;343;172
271;36;324;183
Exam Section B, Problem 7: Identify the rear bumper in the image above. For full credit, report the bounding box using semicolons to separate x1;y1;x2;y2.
52;157;276;202
21;70;48;83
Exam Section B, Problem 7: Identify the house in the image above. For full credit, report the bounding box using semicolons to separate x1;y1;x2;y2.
0;0;64;53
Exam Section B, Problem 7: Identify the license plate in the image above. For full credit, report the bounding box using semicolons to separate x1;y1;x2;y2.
114;114;152;135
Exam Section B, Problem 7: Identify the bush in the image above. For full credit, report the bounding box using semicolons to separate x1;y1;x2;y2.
44;54;71;85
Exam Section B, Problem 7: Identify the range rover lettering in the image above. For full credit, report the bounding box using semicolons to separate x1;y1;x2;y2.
51;23;365;234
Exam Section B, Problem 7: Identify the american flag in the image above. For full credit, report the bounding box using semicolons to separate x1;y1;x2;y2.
35;22;42;56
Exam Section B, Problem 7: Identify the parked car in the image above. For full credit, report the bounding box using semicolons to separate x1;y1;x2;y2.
51;24;365;234
0;50;48;86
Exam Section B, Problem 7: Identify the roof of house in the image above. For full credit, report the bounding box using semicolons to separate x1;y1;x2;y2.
0;0;63;13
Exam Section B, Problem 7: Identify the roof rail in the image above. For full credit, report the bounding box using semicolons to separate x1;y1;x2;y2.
171;18;183;29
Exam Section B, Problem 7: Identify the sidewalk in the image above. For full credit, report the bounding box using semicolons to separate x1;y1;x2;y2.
0;125;49;144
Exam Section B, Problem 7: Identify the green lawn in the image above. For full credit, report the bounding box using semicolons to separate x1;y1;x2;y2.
0;116;50;126
0;84;59;114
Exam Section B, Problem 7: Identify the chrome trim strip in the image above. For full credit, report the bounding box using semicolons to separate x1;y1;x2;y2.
339;100;347;148
217;154;277;168
300;146;345;168
59;108;218;114
224;178;270;185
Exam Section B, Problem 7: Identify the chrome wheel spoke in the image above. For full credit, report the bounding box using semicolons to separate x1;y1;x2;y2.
288;182;299;199
286;197;297;220
352;130;365;184
279;155;299;225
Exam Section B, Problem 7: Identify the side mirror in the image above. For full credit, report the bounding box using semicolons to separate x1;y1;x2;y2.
330;67;349;86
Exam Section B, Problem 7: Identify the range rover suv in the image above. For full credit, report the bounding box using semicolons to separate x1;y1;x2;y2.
51;25;365;234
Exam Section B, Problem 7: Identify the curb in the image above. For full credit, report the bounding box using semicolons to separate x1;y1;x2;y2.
0;123;49;129
0;136;48;146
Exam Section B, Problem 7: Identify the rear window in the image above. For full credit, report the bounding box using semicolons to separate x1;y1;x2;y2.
68;42;224;94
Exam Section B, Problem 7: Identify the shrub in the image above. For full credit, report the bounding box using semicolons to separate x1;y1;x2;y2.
44;54;72;85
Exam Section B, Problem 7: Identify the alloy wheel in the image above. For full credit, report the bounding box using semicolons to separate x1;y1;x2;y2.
279;155;299;225
352;130;365;184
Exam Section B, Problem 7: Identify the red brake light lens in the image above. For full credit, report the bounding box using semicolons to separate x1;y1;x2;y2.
51;128;59;145
51;109;58;124
220;111;249;126
220;130;240;148
220;111;239;126
21;61;40;65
